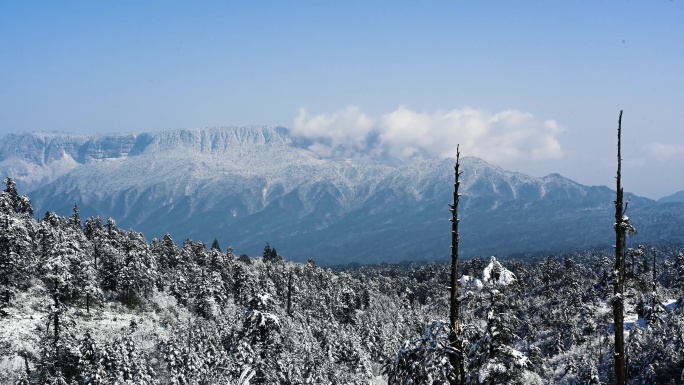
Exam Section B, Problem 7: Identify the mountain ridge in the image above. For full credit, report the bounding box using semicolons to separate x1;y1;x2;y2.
659;190;684;203
1;127;681;265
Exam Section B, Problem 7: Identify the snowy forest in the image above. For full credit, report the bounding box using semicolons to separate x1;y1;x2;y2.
1;170;683;384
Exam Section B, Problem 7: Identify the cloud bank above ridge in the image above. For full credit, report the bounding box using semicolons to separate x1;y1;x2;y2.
292;106;565;164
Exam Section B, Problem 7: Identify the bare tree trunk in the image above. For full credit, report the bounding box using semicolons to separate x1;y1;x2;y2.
23;353;30;378
448;145;464;385
286;269;293;316
652;248;657;309
545;255;551;301
187;317;192;354
52;293;60;377
614;110;626;385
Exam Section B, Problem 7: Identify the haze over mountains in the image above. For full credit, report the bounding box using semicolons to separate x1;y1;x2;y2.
1;126;683;265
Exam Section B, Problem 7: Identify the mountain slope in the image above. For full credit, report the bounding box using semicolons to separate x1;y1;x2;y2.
2;127;682;265
659;190;684;203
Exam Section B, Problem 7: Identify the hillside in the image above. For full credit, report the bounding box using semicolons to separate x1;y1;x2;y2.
1;189;683;384
2;127;683;265
660;190;684;203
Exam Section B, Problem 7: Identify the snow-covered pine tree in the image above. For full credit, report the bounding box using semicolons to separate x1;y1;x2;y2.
75;331;108;384
97;321;159;384
0;212;34;315
233;262;258;304
68;203;81;231
97;217;125;292
384;320;454;384
118;230;157;306
238;292;283;384
211;237;221;252
193;268;226;319
0;180;36;314
152;233;182;292
467;286;530;385
262;242;282;263
160;320;233;385
674;252;684;293
2;177;33;217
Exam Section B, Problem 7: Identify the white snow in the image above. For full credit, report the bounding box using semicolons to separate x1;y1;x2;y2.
663;298;678;312
460;275;483;290
482;256;516;285
623;311;645;339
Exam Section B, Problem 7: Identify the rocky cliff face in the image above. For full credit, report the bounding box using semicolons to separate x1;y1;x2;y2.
1;127;681;265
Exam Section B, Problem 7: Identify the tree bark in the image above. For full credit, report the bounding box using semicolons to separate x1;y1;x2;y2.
53;294;60;377
652;249;657;309
23;353;30;378
286;269;293;316
448;145;464;385
614;110;626;385
545;256;551;301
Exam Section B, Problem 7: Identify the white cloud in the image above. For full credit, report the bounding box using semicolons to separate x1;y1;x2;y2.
292;106;374;158
643;142;684;161
376;106;486;160
291;106;565;163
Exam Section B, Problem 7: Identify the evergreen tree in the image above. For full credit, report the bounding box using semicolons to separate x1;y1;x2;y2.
118;231;157;306
211;237;221;252
674;252;684;293
97;321;159;384
336;284;358;325
467;287;529;385
1;177;33;216
96;217;125;292
76;331;108;384
152;233;181;291
0;213;34;315
83;215;103;241
38;290;79;384
39;214;84;303
238;292;283;384
262;242;282;263
385;320;454;384
68;203;82;231
193;268;226;319
238;253;252;264
160;320;233;385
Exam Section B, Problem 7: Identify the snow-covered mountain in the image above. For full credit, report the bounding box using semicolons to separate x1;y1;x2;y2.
2;126;683;265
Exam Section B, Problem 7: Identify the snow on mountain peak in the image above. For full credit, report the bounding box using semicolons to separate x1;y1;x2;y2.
1;126;674;265
142;126;292;155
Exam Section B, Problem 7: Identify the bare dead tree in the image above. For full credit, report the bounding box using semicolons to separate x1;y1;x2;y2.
652;248;657;309
448;145;464;385
286;269;293;316
613;110;631;385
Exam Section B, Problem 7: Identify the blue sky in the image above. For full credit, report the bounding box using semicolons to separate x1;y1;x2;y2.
1;1;682;198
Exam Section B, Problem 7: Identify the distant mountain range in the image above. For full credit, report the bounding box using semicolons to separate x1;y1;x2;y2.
2;126;683;265
659;190;684;203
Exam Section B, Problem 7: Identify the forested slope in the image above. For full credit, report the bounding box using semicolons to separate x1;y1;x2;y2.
5;128;684;265
1;178;683;384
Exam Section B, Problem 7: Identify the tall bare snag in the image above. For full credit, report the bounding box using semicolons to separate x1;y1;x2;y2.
448;145;464;385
